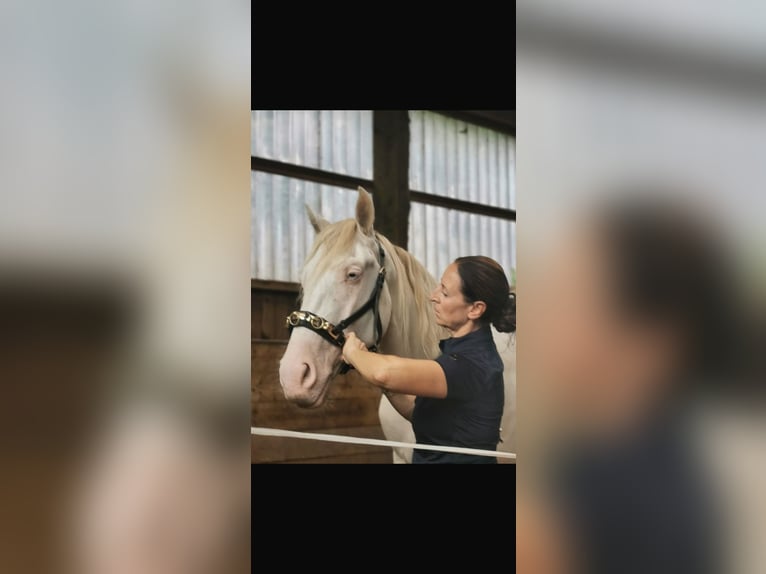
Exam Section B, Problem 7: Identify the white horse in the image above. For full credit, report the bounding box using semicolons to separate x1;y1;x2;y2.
279;187;516;463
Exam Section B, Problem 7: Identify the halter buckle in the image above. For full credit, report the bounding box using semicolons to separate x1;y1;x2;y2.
286;311;301;327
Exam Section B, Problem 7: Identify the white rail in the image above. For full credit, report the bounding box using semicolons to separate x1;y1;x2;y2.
251;426;516;460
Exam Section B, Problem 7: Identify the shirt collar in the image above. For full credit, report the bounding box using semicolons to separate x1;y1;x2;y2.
439;324;493;354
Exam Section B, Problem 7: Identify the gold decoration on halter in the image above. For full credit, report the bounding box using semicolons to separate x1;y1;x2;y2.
286;311;302;327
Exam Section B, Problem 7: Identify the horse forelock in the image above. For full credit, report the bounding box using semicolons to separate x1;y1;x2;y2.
300;219;365;286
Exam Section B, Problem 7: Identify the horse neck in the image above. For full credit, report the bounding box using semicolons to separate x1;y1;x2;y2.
379;243;445;360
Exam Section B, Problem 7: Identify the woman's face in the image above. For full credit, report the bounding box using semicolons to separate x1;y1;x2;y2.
430;263;474;331
526;225;683;436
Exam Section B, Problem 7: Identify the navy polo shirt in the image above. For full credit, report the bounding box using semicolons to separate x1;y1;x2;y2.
551;411;722;573
411;325;505;464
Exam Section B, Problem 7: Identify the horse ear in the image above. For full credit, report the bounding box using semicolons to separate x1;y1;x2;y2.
305;204;329;233
355;187;375;236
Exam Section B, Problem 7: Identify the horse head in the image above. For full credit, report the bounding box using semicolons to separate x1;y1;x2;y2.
278;187;392;407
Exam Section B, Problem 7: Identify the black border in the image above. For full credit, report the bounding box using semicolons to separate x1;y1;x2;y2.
252;9;516;110
252;464;516;561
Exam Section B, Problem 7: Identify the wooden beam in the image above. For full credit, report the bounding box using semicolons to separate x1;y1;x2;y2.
410;190;516;222
251;279;300;293
251;156;373;191
432;110;516;136
373;111;410;248
252;426;389;464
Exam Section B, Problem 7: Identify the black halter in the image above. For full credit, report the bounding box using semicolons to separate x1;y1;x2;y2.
285;239;386;372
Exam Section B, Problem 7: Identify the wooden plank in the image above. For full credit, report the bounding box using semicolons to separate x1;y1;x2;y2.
251;279;300;293
255;390;381;411
255;377;381;404
252;425;388;463
252;342;281;404
270;295;292;339
251;341;282;382
260;292;275;340
252;397;382;431
276;451;393;464
251;289;263;340
251;289;297;341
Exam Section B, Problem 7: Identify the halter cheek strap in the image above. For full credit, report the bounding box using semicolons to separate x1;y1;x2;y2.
285;239;387;373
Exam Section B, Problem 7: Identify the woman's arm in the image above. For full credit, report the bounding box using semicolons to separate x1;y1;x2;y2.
342;332;447;399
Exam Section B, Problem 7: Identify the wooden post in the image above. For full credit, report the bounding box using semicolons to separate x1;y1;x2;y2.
373;111;410;248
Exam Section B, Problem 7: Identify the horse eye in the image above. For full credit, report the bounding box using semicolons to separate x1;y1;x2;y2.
347;271;360;280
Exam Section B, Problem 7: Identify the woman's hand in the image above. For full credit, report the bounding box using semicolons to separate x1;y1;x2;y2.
342;332;367;365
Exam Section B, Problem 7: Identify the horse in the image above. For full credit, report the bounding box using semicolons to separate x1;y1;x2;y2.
278;187;516;463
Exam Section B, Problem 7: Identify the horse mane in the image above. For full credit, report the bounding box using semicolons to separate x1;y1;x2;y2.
301;219;359;284
375;234;447;359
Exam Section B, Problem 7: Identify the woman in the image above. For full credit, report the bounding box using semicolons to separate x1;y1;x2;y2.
520;197;735;573
342;255;515;464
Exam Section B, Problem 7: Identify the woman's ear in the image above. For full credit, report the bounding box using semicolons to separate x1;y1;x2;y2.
467;301;487;321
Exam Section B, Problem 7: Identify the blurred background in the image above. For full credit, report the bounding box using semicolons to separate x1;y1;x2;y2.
516;2;765;573
0;0;250;572
251;110;516;463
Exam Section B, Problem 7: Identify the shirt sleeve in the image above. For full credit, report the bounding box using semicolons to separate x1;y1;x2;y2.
434;352;479;401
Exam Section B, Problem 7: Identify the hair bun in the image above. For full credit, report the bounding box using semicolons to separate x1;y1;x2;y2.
493;292;516;333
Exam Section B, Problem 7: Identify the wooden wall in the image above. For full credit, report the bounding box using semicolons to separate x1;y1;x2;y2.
252;281;391;463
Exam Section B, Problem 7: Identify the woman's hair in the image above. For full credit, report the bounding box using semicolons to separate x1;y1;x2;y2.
593;196;740;383
454;256;516;333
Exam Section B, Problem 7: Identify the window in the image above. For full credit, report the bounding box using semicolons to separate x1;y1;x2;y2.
251;111;373;282
251;110;515;285
251;110;372;178
251;172;359;282
408;111;516;282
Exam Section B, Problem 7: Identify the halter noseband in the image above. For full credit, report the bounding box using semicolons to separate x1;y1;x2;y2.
285;239;387;372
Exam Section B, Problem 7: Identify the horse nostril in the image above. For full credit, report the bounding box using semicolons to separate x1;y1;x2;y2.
300;362;316;389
